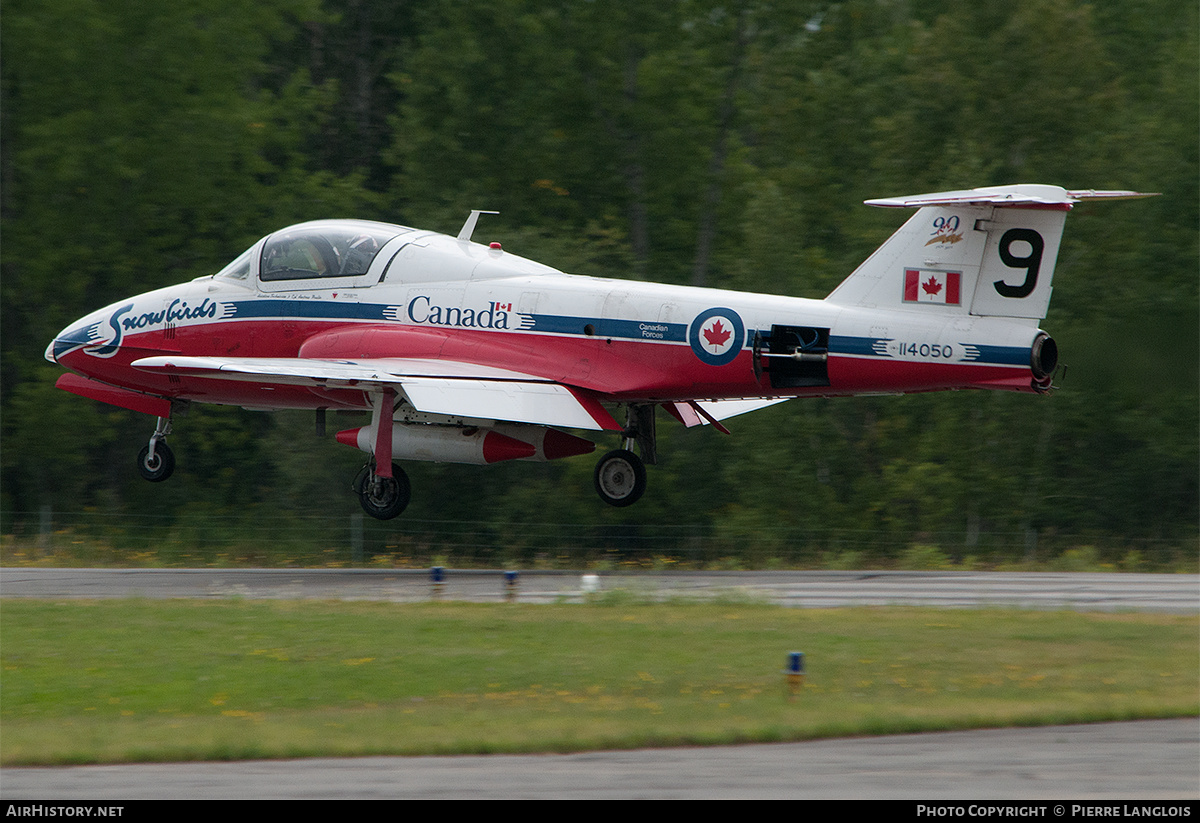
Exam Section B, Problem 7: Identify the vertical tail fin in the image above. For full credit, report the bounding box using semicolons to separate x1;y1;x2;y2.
825;184;1155;321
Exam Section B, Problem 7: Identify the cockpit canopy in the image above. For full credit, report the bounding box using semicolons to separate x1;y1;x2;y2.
212;218;563;291
261;223;402;281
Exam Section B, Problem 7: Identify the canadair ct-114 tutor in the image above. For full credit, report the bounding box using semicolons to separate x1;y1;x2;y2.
47;184;1152;518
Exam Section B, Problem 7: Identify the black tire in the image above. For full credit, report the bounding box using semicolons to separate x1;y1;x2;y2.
136;442;175;482
594;449;647;507
357;462;411;520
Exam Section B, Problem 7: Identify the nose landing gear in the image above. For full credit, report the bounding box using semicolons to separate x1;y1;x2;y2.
136;416;175;482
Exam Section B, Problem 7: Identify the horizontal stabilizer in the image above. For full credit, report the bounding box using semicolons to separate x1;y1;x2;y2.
832;183;1155;321
866;184;1157;209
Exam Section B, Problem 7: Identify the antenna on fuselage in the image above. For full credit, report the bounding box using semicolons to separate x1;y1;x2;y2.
457;210;499;242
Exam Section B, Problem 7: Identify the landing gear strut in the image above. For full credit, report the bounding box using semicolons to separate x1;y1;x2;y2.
137;416;175;482
350;387;411;520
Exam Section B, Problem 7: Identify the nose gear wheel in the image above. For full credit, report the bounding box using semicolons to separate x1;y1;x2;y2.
136;441;175;482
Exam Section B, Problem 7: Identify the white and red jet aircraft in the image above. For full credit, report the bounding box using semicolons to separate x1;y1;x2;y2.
47;184;1151;518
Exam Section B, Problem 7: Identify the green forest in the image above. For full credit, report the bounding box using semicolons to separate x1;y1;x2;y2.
2;0;1196;568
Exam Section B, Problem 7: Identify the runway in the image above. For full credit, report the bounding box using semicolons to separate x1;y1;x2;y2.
2;720;1196;799
2;567;1197;612
2;568;1197;799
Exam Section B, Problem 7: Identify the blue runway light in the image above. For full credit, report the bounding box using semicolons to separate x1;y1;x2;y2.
430;566;445;600
785;651;805;700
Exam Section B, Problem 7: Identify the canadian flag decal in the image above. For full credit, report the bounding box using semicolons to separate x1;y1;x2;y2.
904;269;961;305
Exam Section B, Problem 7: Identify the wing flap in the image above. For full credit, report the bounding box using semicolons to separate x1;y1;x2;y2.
699;397;792;420
663;397;791;429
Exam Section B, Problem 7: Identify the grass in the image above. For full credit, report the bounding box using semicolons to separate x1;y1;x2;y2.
3;527;1197;573
1;598;1196;765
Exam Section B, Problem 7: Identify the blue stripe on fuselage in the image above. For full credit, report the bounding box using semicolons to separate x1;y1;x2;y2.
224;300;393;321
524;313;687;342
219;303;1028;367
828;335;1029;366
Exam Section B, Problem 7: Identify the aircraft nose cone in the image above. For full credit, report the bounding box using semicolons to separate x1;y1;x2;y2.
46;323;93;364
46;303;132;364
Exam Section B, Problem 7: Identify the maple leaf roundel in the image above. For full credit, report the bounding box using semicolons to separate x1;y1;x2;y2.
688;307;744;366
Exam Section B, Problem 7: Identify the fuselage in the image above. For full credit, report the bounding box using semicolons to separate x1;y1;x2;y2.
44;186;1153;515
47;218;1049;413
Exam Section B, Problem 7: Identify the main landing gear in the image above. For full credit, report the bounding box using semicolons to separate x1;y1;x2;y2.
353;462;411;520
349;402;659;518
136;416;175;482
594;404;655;508
594;449;646;507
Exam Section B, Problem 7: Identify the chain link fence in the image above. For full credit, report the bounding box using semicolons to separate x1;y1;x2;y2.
2;508;1194;571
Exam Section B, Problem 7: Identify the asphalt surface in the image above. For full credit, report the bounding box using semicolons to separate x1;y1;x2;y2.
3;720;1196;799
2;568;1197;612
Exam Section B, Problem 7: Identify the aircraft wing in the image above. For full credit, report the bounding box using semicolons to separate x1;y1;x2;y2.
131;355;621;431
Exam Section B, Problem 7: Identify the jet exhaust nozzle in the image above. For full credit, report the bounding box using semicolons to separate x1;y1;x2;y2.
1031;332;1058;379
